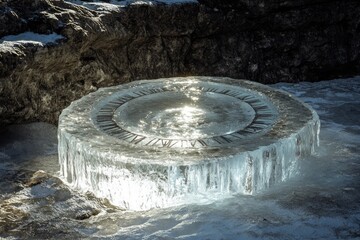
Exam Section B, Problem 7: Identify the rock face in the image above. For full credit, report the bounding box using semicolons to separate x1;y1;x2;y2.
0;0;359;126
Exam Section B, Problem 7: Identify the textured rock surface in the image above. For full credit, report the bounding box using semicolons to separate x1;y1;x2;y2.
0;0;359;126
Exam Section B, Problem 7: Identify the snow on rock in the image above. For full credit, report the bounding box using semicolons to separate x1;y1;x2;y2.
66;0;197;12
66;0;124;11
0;32;65;47
0;32;65;55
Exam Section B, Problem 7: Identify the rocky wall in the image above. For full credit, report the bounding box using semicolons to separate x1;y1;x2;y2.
0;0;359;125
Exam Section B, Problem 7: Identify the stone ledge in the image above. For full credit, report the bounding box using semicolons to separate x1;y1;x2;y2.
0;0;359;126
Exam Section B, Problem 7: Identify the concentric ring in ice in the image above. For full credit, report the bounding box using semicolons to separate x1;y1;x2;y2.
92;80;278;148
58;77;320;211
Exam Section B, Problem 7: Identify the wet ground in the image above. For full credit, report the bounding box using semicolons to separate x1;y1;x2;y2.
0;77;359;239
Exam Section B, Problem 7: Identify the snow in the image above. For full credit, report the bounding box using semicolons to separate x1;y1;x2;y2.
0;32;64;49
66;0;197;12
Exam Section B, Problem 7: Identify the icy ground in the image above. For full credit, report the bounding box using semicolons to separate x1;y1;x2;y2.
0;77;360;239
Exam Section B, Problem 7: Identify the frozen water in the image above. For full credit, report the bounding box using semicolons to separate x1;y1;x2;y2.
89;79;280;149
0;77;359;239
112;91;256;140
58;77;319;210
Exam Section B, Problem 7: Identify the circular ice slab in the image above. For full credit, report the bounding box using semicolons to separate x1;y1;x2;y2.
93;80;278;148
58;77;320;211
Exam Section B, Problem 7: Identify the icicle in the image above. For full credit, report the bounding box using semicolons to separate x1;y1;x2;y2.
58;77;320;211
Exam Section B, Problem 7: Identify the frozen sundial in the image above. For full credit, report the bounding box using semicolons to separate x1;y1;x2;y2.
94;80;278;148
59;77;320;211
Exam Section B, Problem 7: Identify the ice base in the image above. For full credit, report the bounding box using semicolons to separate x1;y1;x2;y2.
58;77;320;211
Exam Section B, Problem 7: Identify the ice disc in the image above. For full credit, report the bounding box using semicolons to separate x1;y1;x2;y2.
58;77;320;210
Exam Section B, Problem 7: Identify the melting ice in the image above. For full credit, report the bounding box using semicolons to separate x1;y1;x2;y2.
58;77;320;211
1;77;359;239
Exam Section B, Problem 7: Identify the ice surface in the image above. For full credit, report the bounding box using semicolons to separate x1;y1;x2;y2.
1;77;359;239
58;77;320;210
113;91;256;140
0;122;59;174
